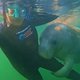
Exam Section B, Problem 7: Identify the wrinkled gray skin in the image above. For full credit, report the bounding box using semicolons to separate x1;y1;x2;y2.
39;23;80;77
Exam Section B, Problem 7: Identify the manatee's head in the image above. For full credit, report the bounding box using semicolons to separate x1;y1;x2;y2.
39;23;65;59
39;27;58;59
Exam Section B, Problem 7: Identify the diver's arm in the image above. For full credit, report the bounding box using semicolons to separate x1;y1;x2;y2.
31;13;58;26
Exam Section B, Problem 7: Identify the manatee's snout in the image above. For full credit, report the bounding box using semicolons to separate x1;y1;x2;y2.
39;43;54;59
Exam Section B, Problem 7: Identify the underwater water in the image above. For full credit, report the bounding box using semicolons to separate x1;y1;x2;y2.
0;24;80;80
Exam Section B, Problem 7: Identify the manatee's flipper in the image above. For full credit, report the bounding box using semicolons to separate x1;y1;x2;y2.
54;56;74;77
39;57;80;80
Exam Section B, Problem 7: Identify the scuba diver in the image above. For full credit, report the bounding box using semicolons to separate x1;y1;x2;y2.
0;0;80;80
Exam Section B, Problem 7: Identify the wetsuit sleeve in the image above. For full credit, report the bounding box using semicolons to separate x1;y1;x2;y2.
31;13;58;26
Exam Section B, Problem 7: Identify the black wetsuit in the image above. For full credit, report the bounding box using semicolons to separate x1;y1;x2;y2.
0;19;57;80
1;0;60;79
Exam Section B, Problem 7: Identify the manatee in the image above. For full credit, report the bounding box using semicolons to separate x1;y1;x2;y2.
39;23;80;77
